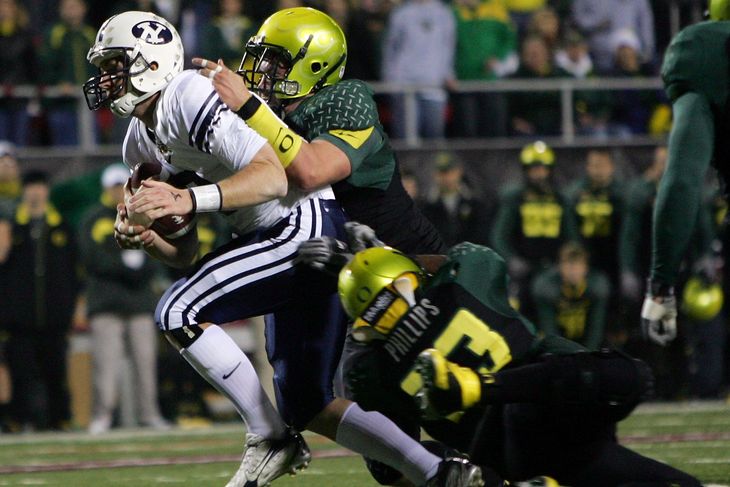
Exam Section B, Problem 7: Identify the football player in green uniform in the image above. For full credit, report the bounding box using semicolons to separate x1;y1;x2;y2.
193;7;445;256
330;241;700;486
642;0;730;345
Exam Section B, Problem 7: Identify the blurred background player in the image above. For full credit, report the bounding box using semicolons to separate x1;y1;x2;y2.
0;170;78;431
77;163;168;434
531;241;610;350
491;141;577;319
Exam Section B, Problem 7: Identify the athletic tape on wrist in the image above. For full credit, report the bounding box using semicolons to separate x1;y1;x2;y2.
189;184;222;213
236;94;302;168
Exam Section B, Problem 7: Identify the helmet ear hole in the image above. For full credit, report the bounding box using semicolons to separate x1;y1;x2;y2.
311;61;322;73
150;62;159;71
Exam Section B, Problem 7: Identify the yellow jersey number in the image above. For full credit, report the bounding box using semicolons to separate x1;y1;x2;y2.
520;202;563;238
400;308;512;397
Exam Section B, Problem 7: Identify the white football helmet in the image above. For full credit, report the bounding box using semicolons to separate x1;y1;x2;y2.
83;11;184;117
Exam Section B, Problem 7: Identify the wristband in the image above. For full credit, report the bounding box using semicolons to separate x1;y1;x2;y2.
236;94;303;168
189;184;222;213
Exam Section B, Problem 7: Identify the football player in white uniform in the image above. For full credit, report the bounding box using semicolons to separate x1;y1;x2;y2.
83;11;482;487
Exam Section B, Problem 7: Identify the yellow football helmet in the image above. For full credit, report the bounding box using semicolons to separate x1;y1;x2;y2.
520;141;555;167
338;247;423;321
682;277;724;321
239;7;347;104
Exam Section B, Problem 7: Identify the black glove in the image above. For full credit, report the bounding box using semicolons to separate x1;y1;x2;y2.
295;237;352;275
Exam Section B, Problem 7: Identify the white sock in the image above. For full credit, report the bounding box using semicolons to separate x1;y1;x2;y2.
335;403;441;485
179;324;286;438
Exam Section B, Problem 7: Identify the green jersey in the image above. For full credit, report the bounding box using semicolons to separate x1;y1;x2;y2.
653;21;730;285
286;79;445;254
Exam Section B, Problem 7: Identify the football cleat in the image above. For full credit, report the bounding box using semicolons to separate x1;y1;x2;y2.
424;457;484;487
512;476;559;487
416;348;483;420
225;429;311;487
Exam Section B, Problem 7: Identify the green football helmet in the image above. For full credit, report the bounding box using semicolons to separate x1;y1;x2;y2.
239;7;347;105
520;141;555;167
710;0;730;20
338;247;423;321
682;277;724;321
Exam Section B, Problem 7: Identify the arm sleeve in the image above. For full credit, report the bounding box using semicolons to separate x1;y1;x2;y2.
650;92;714;286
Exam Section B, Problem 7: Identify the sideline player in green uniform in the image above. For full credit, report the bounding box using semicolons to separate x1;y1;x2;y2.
642;0;730;345
193;7;446;255
328;240;700;486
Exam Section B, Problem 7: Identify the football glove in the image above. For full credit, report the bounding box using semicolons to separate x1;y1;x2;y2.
294;237;352;275
641;291;677;346
344;222;384;253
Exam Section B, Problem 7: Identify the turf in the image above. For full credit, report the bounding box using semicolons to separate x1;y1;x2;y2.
0;401;728;486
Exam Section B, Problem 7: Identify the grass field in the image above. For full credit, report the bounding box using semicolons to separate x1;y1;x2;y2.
1;401;729;486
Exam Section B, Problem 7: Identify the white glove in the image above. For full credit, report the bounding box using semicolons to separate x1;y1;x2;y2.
641;295;677;346
344;222;384;253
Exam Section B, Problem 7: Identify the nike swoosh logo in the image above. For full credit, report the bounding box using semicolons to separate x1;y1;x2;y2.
223;361;241;380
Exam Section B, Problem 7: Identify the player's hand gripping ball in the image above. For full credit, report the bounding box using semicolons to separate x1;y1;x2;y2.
126;161;196;239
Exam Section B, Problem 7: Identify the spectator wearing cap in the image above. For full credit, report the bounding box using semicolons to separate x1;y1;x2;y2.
0;0;36;146
491;141;578;319
571;0;655;74
0;170;78;430
421;152;492;246
77;164;169;434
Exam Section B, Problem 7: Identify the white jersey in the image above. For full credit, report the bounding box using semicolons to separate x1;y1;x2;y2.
123;70;333;235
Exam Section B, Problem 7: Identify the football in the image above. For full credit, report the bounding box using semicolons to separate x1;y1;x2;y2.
127;161;196;239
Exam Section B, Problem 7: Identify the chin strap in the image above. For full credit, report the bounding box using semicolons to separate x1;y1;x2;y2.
110;90;158;118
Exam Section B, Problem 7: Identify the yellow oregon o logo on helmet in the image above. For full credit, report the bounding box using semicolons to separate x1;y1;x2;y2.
338;247;422;319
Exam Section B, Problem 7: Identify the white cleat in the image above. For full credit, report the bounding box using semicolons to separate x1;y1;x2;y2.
225;429;311;487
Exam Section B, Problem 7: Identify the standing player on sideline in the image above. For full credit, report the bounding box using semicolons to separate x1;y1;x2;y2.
642;0;730;346
83;10;481;487
193;7;446;256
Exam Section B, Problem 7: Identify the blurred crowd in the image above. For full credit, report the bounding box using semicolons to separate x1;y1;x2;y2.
0;0;695;145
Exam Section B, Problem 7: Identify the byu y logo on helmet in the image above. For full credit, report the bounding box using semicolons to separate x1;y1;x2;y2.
132;20;173;45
